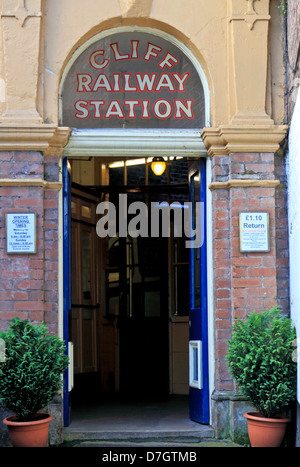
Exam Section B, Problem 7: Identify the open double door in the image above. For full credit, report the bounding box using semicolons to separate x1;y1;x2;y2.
62;157;209;425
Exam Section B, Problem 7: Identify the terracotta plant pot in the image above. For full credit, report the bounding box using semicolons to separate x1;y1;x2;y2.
3;413;53;447
244;412;290;447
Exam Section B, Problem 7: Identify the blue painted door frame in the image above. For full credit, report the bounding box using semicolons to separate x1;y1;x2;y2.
63;157;71;426
189;158;209;424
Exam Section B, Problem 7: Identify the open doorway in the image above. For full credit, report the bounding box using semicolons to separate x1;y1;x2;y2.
67;156;192;420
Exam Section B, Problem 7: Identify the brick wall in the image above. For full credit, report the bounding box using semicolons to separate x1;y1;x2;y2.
211;151;289;393
0;151;60;334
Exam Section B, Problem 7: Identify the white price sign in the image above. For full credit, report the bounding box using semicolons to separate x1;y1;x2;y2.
239;212;270;253
6;212;37;254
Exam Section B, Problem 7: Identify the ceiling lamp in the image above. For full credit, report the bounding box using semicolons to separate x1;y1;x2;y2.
151;157;166;176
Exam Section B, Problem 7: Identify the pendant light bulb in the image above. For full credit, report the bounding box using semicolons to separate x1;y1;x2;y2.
151;157;166;176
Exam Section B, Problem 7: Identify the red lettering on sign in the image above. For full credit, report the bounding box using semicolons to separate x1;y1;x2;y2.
77;74;93;92
89;50;109;69
158;52;179;69
135;73;157;92
89;100;105;118
110;42;130;61
153;99;173;119
105;100;125;119
141;100;150;119
76;72;189;93
71;37;200;125
123;73;137;92
172;73;190;92
143;43;163;61
74;99;194;121
93;73;112;92
74;100;89;119
131;40;139;59
155;74;176;92
124;100;140;118
174;99;194;119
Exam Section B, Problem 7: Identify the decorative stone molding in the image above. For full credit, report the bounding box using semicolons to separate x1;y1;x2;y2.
1;0;42;27
46;127;71;157
64;129;206;158
201;125;288;156
208;179;280;191
0;178;63;190
230;0;270;30
0;124;70;154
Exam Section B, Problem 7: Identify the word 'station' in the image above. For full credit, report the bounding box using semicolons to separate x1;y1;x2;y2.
61;32;205;129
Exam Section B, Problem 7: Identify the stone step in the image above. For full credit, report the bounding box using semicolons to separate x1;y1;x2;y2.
64;425;215;445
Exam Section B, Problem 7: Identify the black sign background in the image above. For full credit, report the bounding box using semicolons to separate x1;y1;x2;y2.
61;32;205;129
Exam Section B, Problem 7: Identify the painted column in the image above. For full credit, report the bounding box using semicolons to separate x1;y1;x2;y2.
1;0;42;122
228;0;273;125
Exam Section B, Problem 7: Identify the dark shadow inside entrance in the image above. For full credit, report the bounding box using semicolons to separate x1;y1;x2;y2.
67;393;209;436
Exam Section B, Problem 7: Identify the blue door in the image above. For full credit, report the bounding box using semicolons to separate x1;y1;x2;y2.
189;158;209;424
62;157;71;426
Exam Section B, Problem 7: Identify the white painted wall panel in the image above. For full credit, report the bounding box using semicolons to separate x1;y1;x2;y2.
287;88;300;402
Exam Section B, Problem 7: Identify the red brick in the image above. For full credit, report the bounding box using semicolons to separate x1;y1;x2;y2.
233;298;263;309
248;267;276;277
233;257;262;267
263;277;277;287
29;269;44;280
14;301;43;312
250;287;277;298
232;287;247;298
14;197;43;208
215;278;231;288
232;278;262;288
216;288;231;299
16;279;43;290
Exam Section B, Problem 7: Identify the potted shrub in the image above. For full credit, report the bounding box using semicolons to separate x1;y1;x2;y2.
0;317;69;447
226;306;297;447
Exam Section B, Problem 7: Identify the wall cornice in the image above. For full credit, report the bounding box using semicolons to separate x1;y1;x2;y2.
0;124;70;155
201;125;288;156
208;179;280;191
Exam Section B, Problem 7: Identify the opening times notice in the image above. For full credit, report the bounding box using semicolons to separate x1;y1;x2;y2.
6;213;36;254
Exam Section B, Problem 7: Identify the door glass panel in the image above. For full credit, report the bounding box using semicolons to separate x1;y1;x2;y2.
173;237;189;315
189;340;202;389
193;347;198;381
81;229;92;301
191;172;200;309
107;237;120;316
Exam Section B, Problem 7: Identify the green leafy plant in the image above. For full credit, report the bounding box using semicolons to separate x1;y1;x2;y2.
226;306;297;418
0;317;69;422
278;0;288;15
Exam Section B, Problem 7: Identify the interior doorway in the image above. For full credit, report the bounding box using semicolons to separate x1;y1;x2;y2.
66;155;192;419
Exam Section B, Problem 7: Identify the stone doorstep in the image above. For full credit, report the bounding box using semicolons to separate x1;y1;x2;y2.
63;424;215;445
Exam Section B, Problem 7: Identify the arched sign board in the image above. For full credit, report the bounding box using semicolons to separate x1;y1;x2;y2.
60;31;206;130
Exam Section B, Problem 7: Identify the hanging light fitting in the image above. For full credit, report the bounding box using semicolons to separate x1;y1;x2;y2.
151;157;166;176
